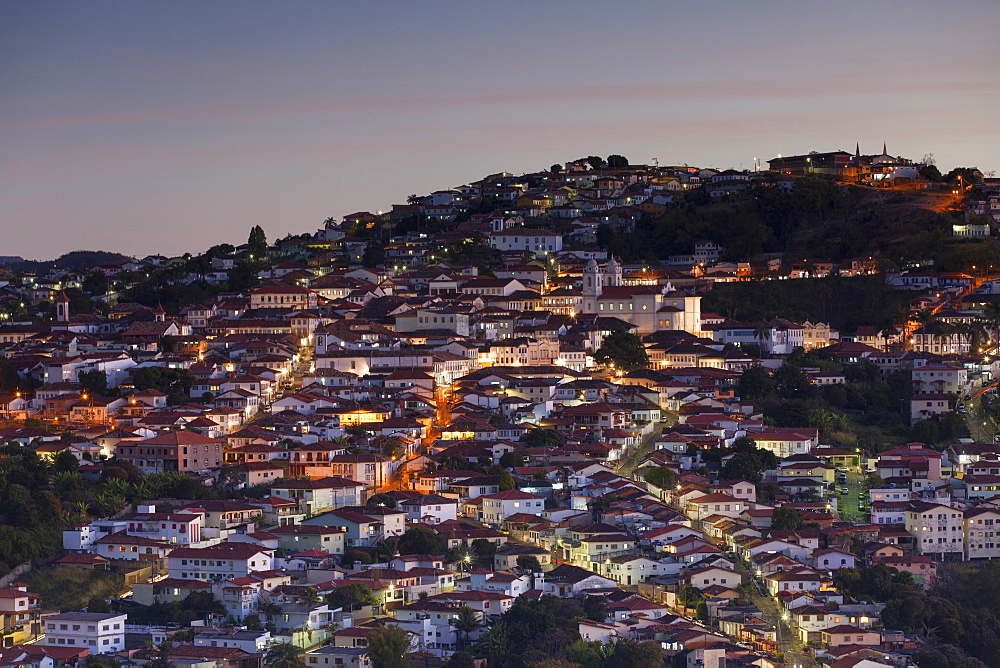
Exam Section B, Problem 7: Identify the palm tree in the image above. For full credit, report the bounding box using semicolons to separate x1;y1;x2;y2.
264;642;305;668
297;587;321;610
258;600;283;627
451;605;480;651
980;301;1000;345
752;322;771;354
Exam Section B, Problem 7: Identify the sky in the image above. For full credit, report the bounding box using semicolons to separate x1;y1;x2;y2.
2;0;999;260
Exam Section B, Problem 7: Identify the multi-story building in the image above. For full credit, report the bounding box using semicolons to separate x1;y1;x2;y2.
964;507;1000;560
270;477;368;516
0;586;42;646
479;490;545;527
43;612;127;653
167;542;274;582
905;501;964;558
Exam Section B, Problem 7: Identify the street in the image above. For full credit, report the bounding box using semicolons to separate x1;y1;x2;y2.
733;558;817;668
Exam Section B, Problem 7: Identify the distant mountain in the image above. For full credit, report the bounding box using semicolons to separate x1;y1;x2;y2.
3;250;132;273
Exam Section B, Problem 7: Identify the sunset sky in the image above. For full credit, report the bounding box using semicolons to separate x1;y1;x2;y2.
2;0;999;259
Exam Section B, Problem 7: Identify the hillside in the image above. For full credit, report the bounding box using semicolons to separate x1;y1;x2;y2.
5;250;133;273
601;177;964;267
701;275;913;333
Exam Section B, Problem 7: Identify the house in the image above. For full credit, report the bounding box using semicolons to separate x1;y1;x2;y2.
92;533;173;562
874;555;937;589
478;490;545;527
763;567;825;596
115;430;224;474
167;542;274;581
177;500;263;530
270;525;347;555
685;565;742;591
911;364;968;394
489;229;563;255
397;494;458;525
302;507;407;547
821;625;881;648
746;428;819;457
910;394;953;425
812;548;857;571
270;477;368;516
43;612;127;653
686;494;746;522
540;563;618;597
0;586;42;646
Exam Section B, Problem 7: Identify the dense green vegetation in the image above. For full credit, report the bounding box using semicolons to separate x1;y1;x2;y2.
703;275;912;333
837;562;1000;667
471;595;665;668
0;444;265;578
736;355;967;452
5;250;132;273
599;176;962;265
19;567;127;612
593;330;650;372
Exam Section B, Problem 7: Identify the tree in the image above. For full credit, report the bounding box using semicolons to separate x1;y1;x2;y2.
451;604;480;650
248;225;268;258
324;583;378;612
471;538;497;557
297;586;321;609
585;156;606;170
86;597;110;613
582;594;608;623
82;272;110;296
719;441;776;484
83;657;121;668
52;449;79;474
445;652;476;668
773;363;817;400
912;645;987;668
521;428;565;449
264;642;305;668
147;642;174;668
516;554;543;572
366;623;412;668
549;164;563;174
919;163;943;182
362;241;385;268
737;365;774;402
604;638;665;668
498;469;516;491
499;450;525;468
366;493;397;509
606;154;629;169
397;525;442;555
373;435;404;460
770;506;805;531
943;167;983;186
593;330;649;373
642;466;679;490
78;370;109;397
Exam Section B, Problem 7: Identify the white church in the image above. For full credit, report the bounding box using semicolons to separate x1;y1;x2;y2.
581;257;702;335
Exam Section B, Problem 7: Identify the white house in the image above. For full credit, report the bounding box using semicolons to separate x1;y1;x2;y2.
905;501;964;557
44;612;127;653
479;490;545;526
167;542;273;582
489;229;563;255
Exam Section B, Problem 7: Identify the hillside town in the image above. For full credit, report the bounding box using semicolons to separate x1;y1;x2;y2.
3;153;1000;668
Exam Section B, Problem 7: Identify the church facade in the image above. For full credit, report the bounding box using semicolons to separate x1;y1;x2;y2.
581;257;701;335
